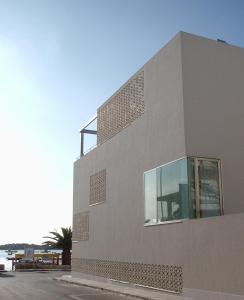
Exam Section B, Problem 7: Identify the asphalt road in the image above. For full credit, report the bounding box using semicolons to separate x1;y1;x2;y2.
0;271;136;300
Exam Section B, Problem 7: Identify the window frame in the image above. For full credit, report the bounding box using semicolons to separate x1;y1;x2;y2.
144;156;224;226
194;157;224;218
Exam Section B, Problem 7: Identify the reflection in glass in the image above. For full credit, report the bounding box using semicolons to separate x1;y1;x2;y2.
157;159;188;222
187;158;196;219
199;160;221;217
144;157;222;224
144;169;157;224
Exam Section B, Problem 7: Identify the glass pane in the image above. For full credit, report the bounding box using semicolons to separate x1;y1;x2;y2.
144;169;157;224
199;160;221;217
187;158;196;219
157;158;188;222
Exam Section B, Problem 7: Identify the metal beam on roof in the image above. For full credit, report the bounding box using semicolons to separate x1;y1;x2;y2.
81;129;97;134
79;114;97;132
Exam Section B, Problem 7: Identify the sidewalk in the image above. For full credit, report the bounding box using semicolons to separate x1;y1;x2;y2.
55;272;194;300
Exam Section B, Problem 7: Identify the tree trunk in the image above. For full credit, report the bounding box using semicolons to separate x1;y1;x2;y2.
62;248;71;265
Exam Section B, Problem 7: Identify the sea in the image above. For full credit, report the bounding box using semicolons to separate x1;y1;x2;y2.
0;250;24;271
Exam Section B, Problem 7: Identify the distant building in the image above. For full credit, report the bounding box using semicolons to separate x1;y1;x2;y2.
73;32;244;300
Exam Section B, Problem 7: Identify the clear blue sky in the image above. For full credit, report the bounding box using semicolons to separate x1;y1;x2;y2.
0;0;244;244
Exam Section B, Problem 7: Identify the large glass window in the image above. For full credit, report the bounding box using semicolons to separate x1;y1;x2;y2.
157;159;189;222
144;157;223;225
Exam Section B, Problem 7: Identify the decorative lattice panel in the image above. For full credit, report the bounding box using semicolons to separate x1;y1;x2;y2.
97;71;144;145
72;258;183;293
90;169;106;205
72;212;89;241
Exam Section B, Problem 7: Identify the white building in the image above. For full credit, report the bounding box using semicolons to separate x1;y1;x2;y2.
73;32;244;300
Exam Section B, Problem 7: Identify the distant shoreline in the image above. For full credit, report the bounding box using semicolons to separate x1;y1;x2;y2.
0;244;52;251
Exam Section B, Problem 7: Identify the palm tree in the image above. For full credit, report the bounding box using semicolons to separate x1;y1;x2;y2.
43;227;72;265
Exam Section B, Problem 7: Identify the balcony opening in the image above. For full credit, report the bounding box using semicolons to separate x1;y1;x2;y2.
80;115;97;157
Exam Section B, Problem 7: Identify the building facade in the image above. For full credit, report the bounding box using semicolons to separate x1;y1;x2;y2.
73;32;244;300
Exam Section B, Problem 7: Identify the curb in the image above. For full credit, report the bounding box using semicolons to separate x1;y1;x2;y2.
55;277;152;300
55;276;194;300
15;269;71;272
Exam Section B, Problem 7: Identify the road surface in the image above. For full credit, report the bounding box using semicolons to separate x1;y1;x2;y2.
0;271;136;300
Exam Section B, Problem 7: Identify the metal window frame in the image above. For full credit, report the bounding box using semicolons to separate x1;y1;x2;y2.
192;156;224;218
143;156;224;226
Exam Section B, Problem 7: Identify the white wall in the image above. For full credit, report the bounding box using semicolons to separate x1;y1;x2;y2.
181;32;244;214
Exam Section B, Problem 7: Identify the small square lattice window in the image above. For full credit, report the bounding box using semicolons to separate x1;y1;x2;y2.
90;169;106;205
73;212;89;241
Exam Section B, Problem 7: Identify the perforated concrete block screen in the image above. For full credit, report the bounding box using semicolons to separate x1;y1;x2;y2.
90;169;106;205
97;71;144;145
